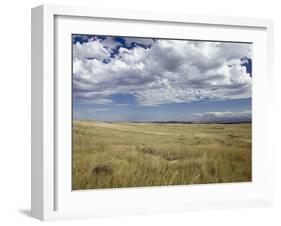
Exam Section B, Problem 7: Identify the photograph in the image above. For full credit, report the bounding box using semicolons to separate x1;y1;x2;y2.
72;34;252;190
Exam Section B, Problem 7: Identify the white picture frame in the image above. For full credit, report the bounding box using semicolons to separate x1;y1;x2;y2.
31;4;274;221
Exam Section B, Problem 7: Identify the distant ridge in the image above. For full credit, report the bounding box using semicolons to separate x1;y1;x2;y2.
130;121;252;124
75;119;252;124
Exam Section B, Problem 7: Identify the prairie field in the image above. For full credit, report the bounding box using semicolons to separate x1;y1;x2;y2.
72;120;252;190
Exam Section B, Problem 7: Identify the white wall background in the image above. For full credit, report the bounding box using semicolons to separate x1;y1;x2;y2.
0;0;280;225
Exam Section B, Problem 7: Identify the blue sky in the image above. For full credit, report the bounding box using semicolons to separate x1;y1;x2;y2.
72;35;252;122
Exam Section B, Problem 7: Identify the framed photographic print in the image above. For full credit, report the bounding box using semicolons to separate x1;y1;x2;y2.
31;4;274;221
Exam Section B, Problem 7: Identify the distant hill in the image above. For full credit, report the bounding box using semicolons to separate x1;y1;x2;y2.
130;121;252;124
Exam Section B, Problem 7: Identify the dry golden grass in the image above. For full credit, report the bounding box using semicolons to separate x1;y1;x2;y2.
72;121;251;190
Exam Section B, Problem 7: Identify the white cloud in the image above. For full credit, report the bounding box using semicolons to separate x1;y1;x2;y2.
73;40;111;60
193;110;251;121
73;38;252;106
76;98;114;105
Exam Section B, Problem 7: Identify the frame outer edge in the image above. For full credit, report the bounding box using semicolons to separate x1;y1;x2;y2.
30;4;274;220
43;4;55;220
31;5;44;220
43;3;271;28
266;20;274;205
31;4;56;221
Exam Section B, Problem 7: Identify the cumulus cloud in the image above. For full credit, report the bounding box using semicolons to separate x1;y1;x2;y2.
73;39;111;60
73;36;252;106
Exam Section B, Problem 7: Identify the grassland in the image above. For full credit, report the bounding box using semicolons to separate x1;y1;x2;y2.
72;121;251;190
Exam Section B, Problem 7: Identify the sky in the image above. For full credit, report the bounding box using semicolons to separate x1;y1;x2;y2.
72;34;252;122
